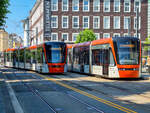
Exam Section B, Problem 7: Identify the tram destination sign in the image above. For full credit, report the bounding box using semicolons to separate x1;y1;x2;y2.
43;0;51;41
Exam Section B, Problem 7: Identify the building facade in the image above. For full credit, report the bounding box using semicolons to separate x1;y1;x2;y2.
22;18;30;47
0;29;9;52
29;0;148;46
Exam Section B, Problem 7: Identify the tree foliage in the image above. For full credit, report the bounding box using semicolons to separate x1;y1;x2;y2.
144;35;150;51
0;0;10;27
75;29;96;43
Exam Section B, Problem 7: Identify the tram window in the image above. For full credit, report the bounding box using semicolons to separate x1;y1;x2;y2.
73;48;80;65
109;48;115;66
20;49;24;62
26;50;30;63
37;47;43;63
92;50;103;66
30;50;36;63
84;48;89;65
68;49;72;64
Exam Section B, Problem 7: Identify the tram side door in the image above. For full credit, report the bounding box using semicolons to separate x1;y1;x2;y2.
102;49;109;75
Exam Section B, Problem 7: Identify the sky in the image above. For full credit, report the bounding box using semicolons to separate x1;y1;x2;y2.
5;0;36;38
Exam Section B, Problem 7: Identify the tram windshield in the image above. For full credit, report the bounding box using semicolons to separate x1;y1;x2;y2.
114;39;140;65
45;44;66;63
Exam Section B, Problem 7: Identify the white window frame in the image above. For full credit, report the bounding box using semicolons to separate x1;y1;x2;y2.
51;33;58;41
114;16;120;29
51;16;58;28
83;16;90;29
72;33;79;42
103;16;110;29
134;33;141;39
103;33;110;38
93;0;100;12
51;0;58;11
124;0;131;12
114;0;120;12
134;0;141;12
113;33;120;37
124;33;129;37
62;16;68;28
93;16;100;29
95;33;100;39
124;16;130;29
104;0;110;12
83;0;90;12
62;33;69;41
134;17;141;30
72;16;79;29
62;0;69;11
72;0;79;11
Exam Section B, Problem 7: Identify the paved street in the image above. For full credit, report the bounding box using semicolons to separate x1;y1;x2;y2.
0;67;150;113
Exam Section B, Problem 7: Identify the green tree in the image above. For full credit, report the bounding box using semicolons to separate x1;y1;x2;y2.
144;35;150;51
0;0;10;27
75;29;96;43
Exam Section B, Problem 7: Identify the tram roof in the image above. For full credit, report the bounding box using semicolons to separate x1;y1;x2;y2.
112;36;139;41
67;44;75;48
74;41;91;47
91;38;112;46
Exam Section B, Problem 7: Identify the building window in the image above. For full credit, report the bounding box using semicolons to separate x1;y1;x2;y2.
51;33;58;41
93;0;100;12
103;16;110;29
104;0;110;12
124;16;130;29
83;0;89;12
51;0;58;11
114;0;120;12
72;0;79;11
62;16;68;28
95;33;100;39
62;33;68;41
62;0;68;11
83;16;89;29
93;16;100;29
103;33;110;38
134;17;141;30
134;33;140;39
124;0;130;12
51;16;58;28
134;0;141;12
124;33;129;37
72;16;79;29
114;16;120;29
113;33;120;37
72;33;79;42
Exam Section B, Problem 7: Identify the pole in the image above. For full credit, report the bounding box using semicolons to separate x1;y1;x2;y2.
36;27;38;69
128;18;131;36
136;7;139;39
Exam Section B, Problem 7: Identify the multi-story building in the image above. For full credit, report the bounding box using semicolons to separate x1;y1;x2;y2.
29;0;148;46
0;29;9;52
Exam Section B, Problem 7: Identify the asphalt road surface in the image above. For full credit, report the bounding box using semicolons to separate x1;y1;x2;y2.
0;67;150;113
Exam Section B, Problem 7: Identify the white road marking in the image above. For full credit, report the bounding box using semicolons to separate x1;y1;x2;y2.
4;76;24;113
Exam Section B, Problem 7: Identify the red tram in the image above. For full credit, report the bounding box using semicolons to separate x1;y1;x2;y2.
67;37;141;78
4;42;67;73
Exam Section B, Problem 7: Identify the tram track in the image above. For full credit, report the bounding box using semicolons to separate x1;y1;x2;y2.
6;69;58;113
29;71;106;113
3;68;150;113
58;72;150;99
49;73;150;111
10;69;106;113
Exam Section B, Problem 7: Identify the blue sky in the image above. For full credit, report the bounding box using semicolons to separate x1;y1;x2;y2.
5;0;36;38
